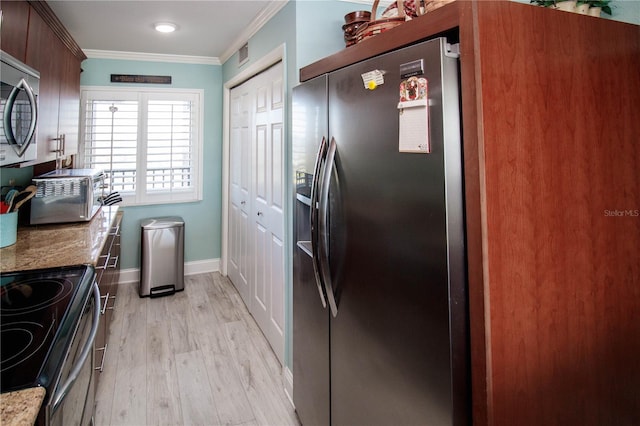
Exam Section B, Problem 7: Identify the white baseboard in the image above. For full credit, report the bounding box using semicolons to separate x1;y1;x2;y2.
283;366;294;409
117;258;220;284
184;258;221;276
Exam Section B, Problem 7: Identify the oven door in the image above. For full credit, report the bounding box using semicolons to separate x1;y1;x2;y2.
47;282;100;426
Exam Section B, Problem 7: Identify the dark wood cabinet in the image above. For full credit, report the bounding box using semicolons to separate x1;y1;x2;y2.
57;46;81;160
1;0;84;166
25;7;63;163
0;0;30;61
94;211;123;384
301;3;640;425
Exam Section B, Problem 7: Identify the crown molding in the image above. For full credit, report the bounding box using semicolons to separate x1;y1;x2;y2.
83;49;220;65
28;0;86;61
219;0;289;64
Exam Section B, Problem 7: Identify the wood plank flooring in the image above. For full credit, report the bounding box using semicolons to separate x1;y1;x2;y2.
95;273;299;426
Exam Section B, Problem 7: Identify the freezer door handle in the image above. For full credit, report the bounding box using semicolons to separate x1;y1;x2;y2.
318;137;339;317
310;136;328;308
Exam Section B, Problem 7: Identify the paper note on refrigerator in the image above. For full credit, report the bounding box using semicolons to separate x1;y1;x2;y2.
361;70;385;90
398;99;430;153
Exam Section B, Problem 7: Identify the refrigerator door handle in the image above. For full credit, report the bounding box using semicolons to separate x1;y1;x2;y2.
310;136;329;308
318;137;339;317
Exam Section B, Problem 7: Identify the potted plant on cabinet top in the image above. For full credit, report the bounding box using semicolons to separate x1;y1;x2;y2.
530;0;578;12
582;0;612;16
530;0;612;15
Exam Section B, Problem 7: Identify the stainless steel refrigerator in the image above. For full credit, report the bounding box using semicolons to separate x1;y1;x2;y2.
292;37;469;426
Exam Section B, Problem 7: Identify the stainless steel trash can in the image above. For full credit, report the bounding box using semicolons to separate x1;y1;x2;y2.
140;216;185;297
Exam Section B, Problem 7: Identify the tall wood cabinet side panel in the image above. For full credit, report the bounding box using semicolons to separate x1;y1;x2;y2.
475;2;640;425
0;0;30;61
456;2;488;425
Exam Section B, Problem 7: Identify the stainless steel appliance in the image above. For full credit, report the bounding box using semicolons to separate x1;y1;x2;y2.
140;216;185;297
30;169;105;225
292;37;469;425
1;50;39;166
0;265;99;425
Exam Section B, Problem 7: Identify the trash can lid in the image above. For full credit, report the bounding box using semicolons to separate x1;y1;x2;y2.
141;216;185;229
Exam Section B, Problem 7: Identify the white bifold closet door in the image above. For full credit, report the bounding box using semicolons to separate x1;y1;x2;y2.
228;62;285;364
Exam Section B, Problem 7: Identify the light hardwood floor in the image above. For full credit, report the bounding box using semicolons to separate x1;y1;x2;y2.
95;273;300;426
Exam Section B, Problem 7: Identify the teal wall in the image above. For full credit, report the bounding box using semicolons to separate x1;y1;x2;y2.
0;168;33;188
222;2;297;85
611;0;640;24
80;59;223;270
295;0;376;71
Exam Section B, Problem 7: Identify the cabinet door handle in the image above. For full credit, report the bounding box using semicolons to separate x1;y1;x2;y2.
107;294;116;311
107;255;119;269
97;253;109;270
51;134;65;154
100;292;110;315
94;344;107;372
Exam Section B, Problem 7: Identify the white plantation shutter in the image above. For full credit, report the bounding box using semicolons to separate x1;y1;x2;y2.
82;99;138;193
146;99;193;192
79;88;203;205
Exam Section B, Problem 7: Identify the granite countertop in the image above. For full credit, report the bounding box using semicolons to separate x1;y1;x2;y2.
1;206;120;424
0;387;46;426
0;206;119;273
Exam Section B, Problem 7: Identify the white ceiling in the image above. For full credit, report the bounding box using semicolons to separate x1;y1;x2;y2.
47;0;287;63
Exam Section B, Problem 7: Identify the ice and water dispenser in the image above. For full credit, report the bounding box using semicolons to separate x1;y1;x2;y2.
295;171;313;256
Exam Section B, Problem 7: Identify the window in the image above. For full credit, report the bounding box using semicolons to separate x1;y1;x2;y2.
79;87;203;205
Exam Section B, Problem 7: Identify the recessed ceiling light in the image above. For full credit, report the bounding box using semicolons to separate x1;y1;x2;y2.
155;22;177;33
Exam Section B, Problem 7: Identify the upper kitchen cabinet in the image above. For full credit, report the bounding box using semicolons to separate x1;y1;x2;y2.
1;0;85;166
57;44;82;162
25;6;64;164
0;0;30;61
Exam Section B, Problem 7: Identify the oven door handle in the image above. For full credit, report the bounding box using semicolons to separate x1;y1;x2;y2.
51;281;100;412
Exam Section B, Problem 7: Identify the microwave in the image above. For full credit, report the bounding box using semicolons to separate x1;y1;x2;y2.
30;169;106;225
1;50;39;166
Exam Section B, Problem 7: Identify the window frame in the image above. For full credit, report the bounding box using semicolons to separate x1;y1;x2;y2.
78;86;204;206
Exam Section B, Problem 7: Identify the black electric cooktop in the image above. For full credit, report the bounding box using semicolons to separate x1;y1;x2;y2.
0;265;95;393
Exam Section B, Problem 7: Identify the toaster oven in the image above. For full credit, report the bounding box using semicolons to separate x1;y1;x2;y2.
30;169;105;225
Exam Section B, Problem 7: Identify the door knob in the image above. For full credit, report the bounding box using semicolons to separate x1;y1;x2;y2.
257;211;263;216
